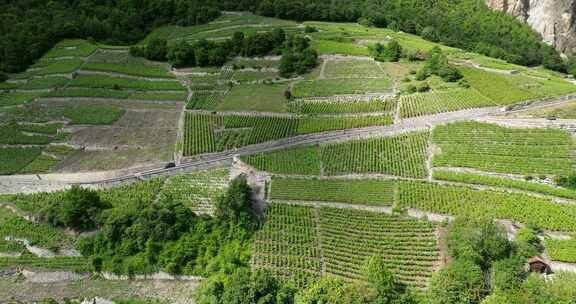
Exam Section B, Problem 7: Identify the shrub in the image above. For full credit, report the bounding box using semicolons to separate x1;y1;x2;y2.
40;186;111;231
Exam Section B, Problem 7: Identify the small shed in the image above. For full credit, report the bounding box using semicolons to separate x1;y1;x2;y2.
527;256;552;274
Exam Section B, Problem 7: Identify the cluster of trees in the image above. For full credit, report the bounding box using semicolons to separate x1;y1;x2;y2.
427;218;550;304
5;0;575;75
371;40;404;63
132;29;288;66
217;0;568;72
279;35;318;78
38;176;258;276
132;29;317;77
0;0;220;73
40;186;111;231
417;47;463;82
195;216;576;304
196;256;419;304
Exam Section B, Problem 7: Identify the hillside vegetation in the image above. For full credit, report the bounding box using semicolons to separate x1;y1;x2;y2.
3;5;576;304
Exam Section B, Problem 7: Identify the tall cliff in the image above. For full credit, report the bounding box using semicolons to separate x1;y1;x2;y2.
486;0;576;55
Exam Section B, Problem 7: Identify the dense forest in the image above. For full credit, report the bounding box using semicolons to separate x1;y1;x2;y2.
0;0;568;74
219;0;564;71
0;0;220;73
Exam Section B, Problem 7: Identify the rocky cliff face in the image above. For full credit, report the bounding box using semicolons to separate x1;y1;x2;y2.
486;0;576;55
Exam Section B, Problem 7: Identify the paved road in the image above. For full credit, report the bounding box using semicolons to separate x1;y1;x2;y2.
3;92;576;193
0;106;502;193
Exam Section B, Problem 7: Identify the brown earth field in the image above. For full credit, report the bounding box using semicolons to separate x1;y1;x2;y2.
54;101;183;172
0;277;198;303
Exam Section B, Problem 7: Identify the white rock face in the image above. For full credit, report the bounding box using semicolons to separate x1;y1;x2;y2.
486;0;576;55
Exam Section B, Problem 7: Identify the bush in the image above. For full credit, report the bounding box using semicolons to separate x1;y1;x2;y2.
429;259;486;304
555;174;576;190
418;47;462;82
304;25;318;33
0;73;7;83
215;175;257;228
279;35;318;78
372;40;403;62
40;186;111;231
416;82;430;93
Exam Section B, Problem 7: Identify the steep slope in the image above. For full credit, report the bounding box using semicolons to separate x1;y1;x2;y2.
486;0;576;55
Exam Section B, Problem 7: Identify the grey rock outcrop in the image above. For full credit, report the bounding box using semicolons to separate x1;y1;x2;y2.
486;0;576;55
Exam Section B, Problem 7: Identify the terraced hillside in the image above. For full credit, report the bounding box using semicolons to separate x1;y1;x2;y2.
3;10;576;304
251;203;440;288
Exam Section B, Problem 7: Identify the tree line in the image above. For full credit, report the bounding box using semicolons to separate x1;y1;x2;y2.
1;0;574;77
0;0;220;73
218;0;568;73
40;180;576;303
131;29;318;78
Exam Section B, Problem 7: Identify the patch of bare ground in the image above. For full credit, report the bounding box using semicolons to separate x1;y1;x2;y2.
0;277;199;304
55;107;181;172
436;225;452;269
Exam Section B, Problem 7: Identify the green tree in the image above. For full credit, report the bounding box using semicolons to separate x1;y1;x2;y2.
429;259;485;304
374;40;403;62
448;217;512;270
491;256;525;292
145;38;168;61
42;185;111;231
215;175;257;228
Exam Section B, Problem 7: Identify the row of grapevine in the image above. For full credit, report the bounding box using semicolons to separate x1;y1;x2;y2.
545;237;576;263
289;98;395;114
183;114;220;156
242;132;430;178
11;178;165;213
320;132;429;178
0;216;74;251
432;121;576;176
297;115;393;134
433;170;576;200
271;177;395;206
251;203;322;287
158;168;229;215
251;202;440;289
0;255;92;272
399;89;495;118
318;207;439;288
396;180;576;232
187;66;235;110
183;113;394;156
242;146;322;176
100;178;166;206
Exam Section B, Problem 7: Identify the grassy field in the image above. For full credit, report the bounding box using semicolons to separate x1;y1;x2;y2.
433;170;576;200
144;13;297;43
546;238;576;263
323;59;387;79
42;39;97;58
289;98;395;114
69;75;185;91
460;67;576;105
518;101;576;119
183;113;396;156
217;83;289;112
293;78;393;97
0;148;43;175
